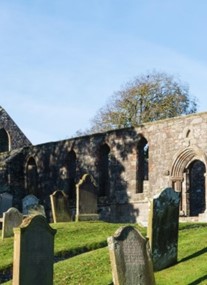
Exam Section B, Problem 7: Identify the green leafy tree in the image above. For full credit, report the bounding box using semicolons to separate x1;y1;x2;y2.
90;71;197;133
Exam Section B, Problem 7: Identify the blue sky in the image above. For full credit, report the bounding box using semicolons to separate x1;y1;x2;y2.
1;0;207;144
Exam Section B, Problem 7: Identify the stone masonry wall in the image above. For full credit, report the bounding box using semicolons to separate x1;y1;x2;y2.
0;107;31;150
2;110;207;223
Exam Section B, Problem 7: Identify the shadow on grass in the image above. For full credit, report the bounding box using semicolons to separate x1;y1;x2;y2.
178;247;207;264
188;274;207;285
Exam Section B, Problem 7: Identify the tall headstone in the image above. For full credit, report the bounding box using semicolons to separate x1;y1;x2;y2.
76;174;99;221
147;187;180;271
0;193;13;216
50;190;71;223
22;194;39;215
107;226;155;285
13;215;56;285
2;207;23;239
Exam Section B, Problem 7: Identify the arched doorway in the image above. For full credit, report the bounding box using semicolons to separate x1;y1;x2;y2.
171;147;207;217
188;160;205;216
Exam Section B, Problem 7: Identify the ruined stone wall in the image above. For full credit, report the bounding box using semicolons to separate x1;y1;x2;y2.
80;111;207;223
3;110;207;223
140;112;207;194
6;128;141;221
129;112;207;222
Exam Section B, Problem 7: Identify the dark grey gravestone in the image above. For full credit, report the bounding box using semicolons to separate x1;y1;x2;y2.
22;194;39;215
0;193;13;216
147;187;180;271
50;190;71;223
2;207;23;239
13;215;56;285
76;174;99;221
107;226;155;285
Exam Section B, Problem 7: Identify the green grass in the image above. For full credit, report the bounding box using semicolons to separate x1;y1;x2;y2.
52;221;144;258
55;223;207;285
1;222;207;284
0;221;142;267
54;247;112;285
0;221;142;284
0;236;14;270
155;224;207;285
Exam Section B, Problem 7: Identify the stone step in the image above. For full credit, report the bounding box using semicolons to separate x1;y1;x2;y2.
198;212;207;222
179;216;199;222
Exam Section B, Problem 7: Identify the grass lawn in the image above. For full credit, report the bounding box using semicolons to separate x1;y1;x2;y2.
1;222;207;284
155;224;207;285
53;221;144;257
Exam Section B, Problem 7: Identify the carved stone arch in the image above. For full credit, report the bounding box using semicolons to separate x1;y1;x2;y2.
0;128;10;152
171;146;207;216
171;147;207;184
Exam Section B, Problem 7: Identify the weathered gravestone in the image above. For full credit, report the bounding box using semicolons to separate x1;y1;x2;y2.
13;215;56;285
2;207;23;239
22;194;46;217
76;174;99;221
28;204;46;217
147;187;180;271
22;194;39;215
50;190;71;223
0;193;13;216
107;226;155;285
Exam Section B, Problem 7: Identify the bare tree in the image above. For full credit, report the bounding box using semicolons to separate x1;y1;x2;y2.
90;71;197;133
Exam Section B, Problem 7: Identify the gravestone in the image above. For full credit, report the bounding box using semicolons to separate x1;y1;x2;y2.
76;174;99;221
147;187;180;271
50;190;71;223
0;193;13;216
2;207;23;239
22;194;39;215
28;204;46;217
107;226;155;285
13;215;56;285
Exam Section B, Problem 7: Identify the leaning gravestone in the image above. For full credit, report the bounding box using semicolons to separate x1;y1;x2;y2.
76;174;99;221
50;190;71;223
13;215;57;285
107;226;155;285
22;194;39;215
2;207;23;239
147;187;180;271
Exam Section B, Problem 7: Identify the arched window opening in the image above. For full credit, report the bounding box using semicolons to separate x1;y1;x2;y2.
26;157;38;196
188;160;206;216
98;144;110;197
67;150;76;200
0;128;9;153
136;138;148;193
